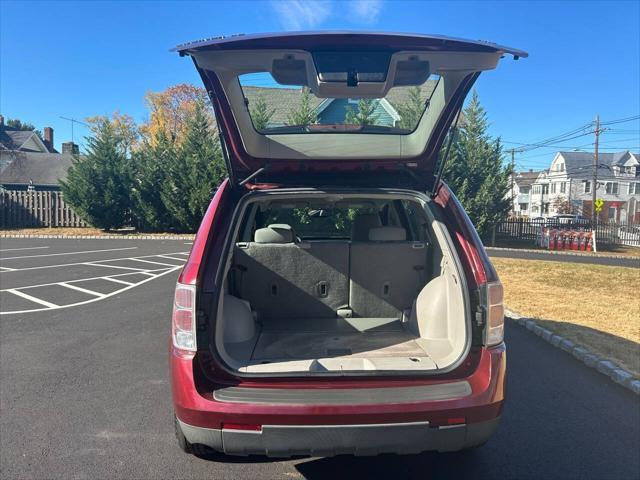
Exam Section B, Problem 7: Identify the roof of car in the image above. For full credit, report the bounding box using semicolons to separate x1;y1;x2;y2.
175;31;528;59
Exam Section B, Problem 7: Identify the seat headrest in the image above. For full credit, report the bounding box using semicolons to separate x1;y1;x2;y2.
254;224;295;244
368;226;407;241
351;213;382;241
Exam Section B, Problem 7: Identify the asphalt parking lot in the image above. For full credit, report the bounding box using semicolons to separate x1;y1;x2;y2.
1;238;639;480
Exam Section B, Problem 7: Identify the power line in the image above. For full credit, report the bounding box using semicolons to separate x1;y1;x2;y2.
600;115;640;126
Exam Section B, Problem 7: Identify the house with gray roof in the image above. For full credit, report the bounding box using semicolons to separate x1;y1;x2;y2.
0;151;76;191
527;150;640;223
0;115;79;191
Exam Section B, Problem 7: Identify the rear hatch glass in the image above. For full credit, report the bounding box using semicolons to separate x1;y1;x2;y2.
240;71;440;135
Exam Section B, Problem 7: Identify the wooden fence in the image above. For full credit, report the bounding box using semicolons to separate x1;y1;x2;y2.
496;218;640;246
0;190;87;228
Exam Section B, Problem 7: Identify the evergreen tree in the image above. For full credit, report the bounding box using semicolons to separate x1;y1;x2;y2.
60;119;133;230
286;87;317;126
131;130;174;231
250;94;275;130
443;91;512;240
345;98;380;126
396;86;424;130
160;100;226;231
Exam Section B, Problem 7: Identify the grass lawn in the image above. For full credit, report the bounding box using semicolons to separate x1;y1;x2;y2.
491;238;640;257
493;258;640;377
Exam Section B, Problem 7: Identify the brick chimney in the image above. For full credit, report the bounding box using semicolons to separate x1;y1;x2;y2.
62;141;79;154
43;127;54;152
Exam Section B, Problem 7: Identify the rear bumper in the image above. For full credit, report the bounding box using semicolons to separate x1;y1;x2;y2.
171;344;506;455
178;416;501;457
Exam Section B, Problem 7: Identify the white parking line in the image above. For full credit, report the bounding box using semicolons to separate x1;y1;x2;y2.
85;263;151;272
1;265;181;315
102;277;135;286
59;282;106;298
157;254;188;262
0;246;50;253
3;270;168;291
127;258;181;268
0;247;137;261
0;251;188;273
7;289;59;308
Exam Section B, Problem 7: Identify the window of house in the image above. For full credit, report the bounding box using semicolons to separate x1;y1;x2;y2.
550;183;557;194
605;182;619;195
560;182;566;193
543;203;549;214
542;185;549;195
532;185;541;194
625;166;635;174
520;187;530;194
629;182;640;195
519;203;528;211
608;207;616;220
583;180;591;193
532;205;539;213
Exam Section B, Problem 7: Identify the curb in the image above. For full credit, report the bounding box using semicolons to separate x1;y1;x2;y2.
0;234;195;241
486;246;639;261
506;309;640;396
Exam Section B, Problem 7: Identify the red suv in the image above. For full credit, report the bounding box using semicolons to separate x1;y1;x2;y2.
170;32;525;457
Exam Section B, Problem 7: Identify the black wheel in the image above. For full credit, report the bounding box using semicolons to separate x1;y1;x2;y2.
174;415;192;454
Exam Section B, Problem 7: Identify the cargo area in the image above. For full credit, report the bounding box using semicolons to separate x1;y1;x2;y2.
212;191;469;375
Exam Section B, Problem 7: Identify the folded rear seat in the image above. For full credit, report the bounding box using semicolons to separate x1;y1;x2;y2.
233;224;349;320
349;226;427;318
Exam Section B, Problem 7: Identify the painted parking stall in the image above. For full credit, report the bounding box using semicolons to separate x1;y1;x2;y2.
0;238;189;314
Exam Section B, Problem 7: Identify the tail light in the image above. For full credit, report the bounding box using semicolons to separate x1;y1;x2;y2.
172;283;197;352
484;281;504;346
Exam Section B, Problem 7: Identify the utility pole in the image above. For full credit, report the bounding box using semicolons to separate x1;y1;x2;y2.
510;149;516;214
592;114;601;225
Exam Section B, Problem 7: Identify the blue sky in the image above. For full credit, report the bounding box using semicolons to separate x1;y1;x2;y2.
1;0;638;170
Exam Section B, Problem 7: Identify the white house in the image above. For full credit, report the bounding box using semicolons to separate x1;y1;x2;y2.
527;150;640;223
507;170;543;217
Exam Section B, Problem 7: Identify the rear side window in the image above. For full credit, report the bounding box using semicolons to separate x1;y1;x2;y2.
261;207;376;240
240;197;429;242
239;71;441;135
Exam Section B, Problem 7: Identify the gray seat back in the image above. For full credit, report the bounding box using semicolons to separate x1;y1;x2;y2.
349;227;427;318
350;213;382;241
234;241;349;320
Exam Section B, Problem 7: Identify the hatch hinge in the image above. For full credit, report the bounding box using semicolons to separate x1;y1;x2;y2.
239;164;271;186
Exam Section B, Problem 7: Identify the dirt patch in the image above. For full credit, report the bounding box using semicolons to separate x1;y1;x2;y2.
493;257;640;376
